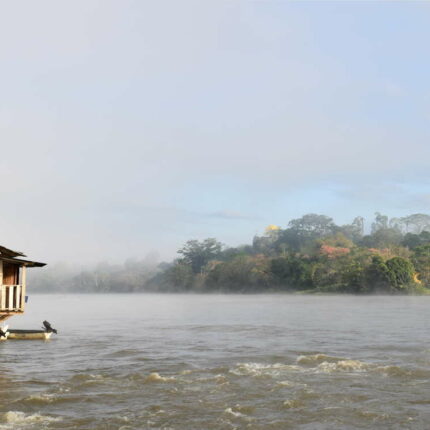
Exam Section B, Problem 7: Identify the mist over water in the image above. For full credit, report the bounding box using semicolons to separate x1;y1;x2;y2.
1;294;429;429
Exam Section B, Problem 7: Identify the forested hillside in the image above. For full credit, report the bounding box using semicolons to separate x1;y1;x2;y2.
31;213;430;294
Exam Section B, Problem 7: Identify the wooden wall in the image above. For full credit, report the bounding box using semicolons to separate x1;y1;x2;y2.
3;263;19;285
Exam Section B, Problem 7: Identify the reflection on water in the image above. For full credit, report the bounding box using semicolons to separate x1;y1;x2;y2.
0;294;430;429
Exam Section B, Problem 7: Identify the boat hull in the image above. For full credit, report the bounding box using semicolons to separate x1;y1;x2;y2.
7;330;52;340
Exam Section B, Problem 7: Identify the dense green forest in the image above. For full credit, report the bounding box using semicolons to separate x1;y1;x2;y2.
31;213;430;294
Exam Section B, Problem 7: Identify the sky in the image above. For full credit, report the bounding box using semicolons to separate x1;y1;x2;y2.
0;0;429;264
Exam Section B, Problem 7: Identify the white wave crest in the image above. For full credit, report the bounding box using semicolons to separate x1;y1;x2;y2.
0;411;61;428
23;393;56;404
316;359;369;373
296;354;337;365
144;372;175;383
223;406;254;422
230;362;301;377
283;398;305;409
224;407;245;418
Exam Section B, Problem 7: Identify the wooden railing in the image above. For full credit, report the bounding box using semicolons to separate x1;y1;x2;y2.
0;285;24;312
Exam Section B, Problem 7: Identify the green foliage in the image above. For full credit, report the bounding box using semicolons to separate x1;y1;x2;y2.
311;252;360;292
278;214;337;253
318;233;353;249
385;257;415;290
253;235;277;256
206;255;271;291
165;262;194;290
270;255;312;290
360;228;403;248
341;261;365;293
411;244;430;286
29;212;430;294
402;231;430;249
288;214;337;236
363;255;414;292
364;256;392;292
178;238;223;274
220;245;253;261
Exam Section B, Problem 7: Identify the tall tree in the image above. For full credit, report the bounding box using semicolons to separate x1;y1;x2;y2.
288;214;337;236
371;212;389;233
277;214;337;252
400;214;430;234
178;238;223;274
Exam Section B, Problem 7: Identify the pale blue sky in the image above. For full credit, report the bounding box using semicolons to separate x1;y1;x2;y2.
0;1;429;263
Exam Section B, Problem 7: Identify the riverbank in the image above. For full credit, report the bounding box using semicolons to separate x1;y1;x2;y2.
29;213;430;294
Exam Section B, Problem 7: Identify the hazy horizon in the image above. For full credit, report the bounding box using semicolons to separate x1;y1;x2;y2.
1;1;429;265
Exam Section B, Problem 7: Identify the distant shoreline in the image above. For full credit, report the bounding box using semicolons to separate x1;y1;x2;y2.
29;213;430;295
28;289;430;296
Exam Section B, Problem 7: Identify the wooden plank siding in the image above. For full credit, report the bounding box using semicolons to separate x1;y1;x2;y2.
0;263;24;312
3;263;20;285
0;285;22;311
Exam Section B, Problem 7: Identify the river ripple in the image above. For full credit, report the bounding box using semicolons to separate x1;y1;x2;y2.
0;294;429;429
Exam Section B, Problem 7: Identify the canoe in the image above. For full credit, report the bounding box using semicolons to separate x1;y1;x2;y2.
7;329;52;340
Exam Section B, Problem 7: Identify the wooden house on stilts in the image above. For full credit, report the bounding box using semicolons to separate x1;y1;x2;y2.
0;245;45;323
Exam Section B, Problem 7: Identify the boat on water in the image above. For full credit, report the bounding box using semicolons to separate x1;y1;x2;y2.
0;321;57;341
7;329;53;340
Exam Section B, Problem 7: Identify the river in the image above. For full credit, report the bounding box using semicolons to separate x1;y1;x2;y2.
0;294;429;429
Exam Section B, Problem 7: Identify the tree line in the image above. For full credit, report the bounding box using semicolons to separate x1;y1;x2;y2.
30;213;430;294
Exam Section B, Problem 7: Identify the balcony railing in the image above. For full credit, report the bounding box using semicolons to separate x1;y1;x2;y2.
0;285;24;312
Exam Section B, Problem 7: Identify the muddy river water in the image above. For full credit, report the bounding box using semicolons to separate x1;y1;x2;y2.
0;294;429;429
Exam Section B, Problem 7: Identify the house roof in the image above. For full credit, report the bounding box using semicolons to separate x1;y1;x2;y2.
1;256;46;267
0;245;46;267
0;245;25;258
